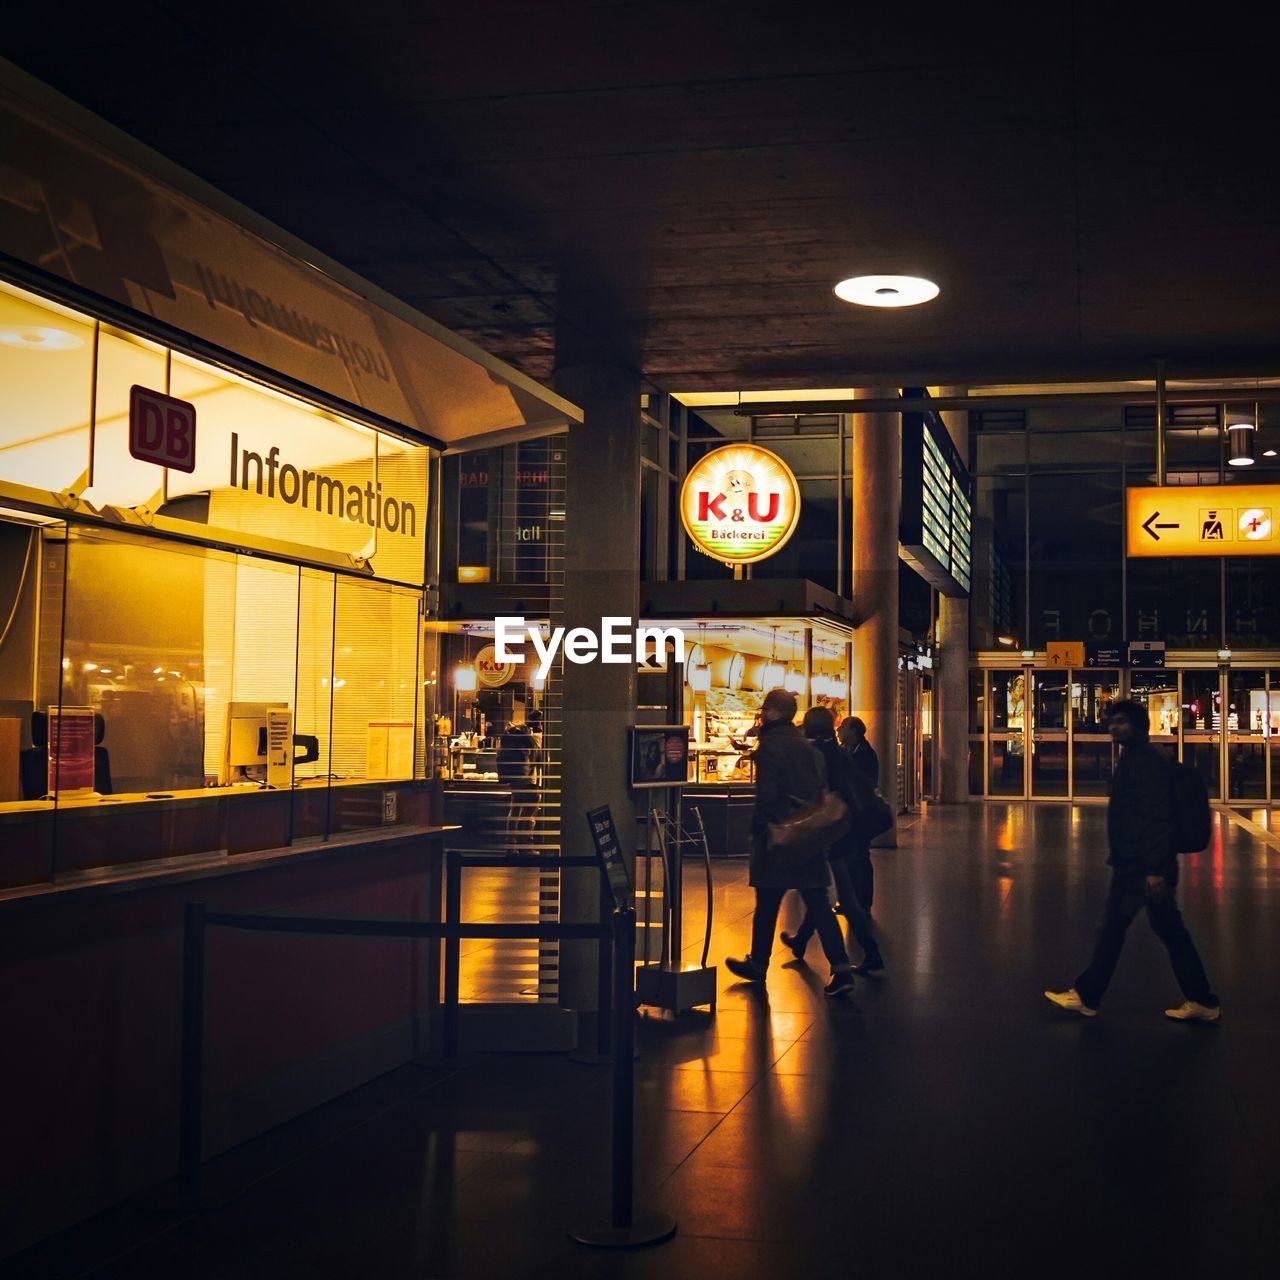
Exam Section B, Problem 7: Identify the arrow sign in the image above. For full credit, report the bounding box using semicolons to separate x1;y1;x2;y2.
1141;511;1181;541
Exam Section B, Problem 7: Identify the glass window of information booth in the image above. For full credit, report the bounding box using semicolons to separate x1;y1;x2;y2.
0;276;432;888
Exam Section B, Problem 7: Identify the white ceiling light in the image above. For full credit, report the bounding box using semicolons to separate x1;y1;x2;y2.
833;275;940;308
0;324;85;351
1227;420;1256;467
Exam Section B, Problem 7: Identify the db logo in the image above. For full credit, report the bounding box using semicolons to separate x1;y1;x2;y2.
129;385;197;473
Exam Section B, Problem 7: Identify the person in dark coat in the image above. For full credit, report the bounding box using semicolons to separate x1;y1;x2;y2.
782;706;884;973
1045;699;1220;1021
496;719;539;851
838;715;879;911
726;689;855;996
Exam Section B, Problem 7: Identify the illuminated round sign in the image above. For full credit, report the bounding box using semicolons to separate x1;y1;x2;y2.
1240;507;1272;541
679;444;801;565
475;643;516;688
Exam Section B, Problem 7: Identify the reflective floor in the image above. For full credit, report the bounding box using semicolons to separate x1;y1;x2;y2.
13;803;1280;1278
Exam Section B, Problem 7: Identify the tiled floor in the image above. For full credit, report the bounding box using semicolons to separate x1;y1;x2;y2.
12;803;1280;1278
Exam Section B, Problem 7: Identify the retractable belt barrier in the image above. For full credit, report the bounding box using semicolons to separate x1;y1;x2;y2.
179;853;676;1249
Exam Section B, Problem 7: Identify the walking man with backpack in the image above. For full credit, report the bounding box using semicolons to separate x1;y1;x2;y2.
1045;699;1220;1022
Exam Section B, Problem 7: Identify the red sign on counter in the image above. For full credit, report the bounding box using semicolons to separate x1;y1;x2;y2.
129;385;197;473
48;706;96;795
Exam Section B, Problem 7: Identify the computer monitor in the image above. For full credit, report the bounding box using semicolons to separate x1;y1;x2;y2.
221;701;289;784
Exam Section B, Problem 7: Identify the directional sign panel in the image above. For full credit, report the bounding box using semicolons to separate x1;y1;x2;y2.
1127;485;1280;557
1046;641;1085;668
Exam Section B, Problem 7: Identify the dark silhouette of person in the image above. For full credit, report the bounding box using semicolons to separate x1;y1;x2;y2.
1045;699;1220;1021
838;715;879;910
726;689;854;997
496;719;540;850
783;706;884;973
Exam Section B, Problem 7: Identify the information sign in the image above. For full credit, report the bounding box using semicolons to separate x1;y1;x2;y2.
266;707;293;789
47;705;96;795
1085;643;1124;668
1046;641;1085;668
586;805;632;909
1129;641;1166;669
1127;485;1280;557
900;409;972;597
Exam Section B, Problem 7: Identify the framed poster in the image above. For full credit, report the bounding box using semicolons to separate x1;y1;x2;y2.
629;725;690;788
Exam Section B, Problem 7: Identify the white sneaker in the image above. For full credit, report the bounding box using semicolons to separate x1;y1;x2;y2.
1164;1001;1221;1023
1044;988;1097;1018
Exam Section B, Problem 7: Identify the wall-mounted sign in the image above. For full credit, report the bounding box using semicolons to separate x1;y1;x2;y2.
680;444;801;565
1127;485;1280;557
1085;643;1124;668
475;642;516;687
1046;641;1085;668
0;75;576;449
1129;641;1166;669
900;405;972;597
129;386;196;473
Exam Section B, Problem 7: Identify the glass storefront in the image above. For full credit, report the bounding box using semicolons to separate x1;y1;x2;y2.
0;278;432;889
972;660;1280;804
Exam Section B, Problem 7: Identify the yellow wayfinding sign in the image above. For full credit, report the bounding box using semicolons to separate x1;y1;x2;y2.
1046;642;1085;668
1127;485;1280;557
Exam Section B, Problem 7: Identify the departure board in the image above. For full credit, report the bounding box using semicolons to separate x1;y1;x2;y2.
900;408;972;597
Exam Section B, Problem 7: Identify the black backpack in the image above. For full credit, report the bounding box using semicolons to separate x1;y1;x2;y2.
1165;759;1212;854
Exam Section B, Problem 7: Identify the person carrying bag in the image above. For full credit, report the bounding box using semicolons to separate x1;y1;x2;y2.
781;707;886;975
725;690;857;997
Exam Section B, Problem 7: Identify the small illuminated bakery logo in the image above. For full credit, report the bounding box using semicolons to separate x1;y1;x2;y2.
475;643;515;687
680;444;801;564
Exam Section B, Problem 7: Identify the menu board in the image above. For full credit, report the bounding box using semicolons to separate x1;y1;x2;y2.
900;408;972;598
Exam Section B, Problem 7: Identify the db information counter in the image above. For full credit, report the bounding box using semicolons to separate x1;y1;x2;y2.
0;66;577;1259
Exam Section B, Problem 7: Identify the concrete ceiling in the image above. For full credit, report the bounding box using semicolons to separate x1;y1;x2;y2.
7;5;1280;394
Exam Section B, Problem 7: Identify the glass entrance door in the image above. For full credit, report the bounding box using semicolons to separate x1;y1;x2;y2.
1030;669;1068;797
1129;670;1180;765
987;669;1028;797
1182;670;1222;800
1072;669;1120;797
1225;670;1267;802
1267;672;1280;806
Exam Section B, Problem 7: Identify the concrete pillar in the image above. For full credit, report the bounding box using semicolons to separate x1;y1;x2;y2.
553;363;642;1012
936;390;971;803
851;388;901;842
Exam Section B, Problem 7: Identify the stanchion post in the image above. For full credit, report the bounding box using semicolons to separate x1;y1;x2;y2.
596;872;613;1059
569;904;676;1249
179;901;207;1209
611;905;636;1228
443;851;462;1059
